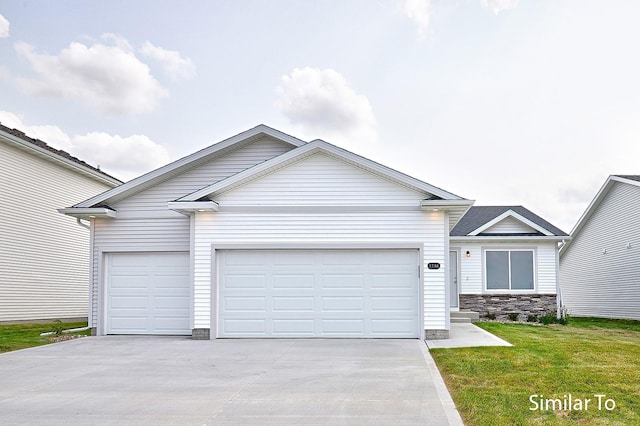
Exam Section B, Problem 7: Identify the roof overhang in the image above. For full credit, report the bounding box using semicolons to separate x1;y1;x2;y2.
560;175;640;256
1;128;121;187
57;207;117;219
168;201;219;215
468;209;554;236
421;199;475;231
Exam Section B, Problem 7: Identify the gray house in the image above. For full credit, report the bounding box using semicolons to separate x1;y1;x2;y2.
560;175;640;320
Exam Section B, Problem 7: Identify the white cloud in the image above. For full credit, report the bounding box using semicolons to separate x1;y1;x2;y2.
0;13;9;38
140;41;196;81
276;67;377;148
481;0;519;15
13;34;168;116
0;111;169;180
397;0;432;37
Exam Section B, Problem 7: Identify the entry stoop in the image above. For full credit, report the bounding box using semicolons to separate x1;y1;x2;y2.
450;311;479;323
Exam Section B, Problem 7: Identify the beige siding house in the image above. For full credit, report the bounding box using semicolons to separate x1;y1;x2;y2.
560;175;640;320
61;125;473;339
0;124;121;322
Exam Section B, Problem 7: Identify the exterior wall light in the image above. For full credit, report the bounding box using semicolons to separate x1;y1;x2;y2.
465;250;471;258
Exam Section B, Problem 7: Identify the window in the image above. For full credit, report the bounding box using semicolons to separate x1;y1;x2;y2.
485;250;534;290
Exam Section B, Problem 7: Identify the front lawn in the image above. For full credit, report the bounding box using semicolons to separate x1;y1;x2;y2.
0;321;90;353
431;318;640;425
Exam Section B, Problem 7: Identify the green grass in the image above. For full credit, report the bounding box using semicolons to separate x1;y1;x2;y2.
0;321;90;353
431;317;640;425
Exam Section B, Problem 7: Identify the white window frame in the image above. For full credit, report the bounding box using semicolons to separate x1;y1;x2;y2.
483;248;536;292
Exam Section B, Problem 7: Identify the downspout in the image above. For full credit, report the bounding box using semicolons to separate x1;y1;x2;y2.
556;240;563;318
76;217;90;230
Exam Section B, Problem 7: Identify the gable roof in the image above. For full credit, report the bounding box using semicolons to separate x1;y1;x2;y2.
0;122;122;187
450;206;568;237
74;124;306;208
178;139;465;202
560;174;640;255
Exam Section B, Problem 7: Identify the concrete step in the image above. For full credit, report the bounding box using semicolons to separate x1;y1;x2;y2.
450;317;472;323
450;311;480;321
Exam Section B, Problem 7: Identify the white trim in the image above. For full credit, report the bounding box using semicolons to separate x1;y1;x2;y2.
168;201;219;215
74;125;306;208
1;127;121;187
450;235;567;242
483;247;537;293
469;210;553;236
560;175;640;256
180;140;465;202
58;207;117;219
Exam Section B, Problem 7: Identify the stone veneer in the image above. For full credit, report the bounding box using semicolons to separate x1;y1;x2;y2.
425;329;450;339
459;294;557;320
192;328;210;340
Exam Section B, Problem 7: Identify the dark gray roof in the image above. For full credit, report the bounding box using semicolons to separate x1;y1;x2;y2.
614;175;640;182
0;122;122;183
450;205;569;237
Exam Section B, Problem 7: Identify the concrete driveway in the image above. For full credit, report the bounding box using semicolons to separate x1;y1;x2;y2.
0;337;462;425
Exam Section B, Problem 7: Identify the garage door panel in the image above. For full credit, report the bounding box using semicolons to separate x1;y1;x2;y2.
224;275;266;289
223;319;266;334
223;296;266;311
322;296;364;312
107;252;190;335
272;296;315;311
272;275;315;288
218;249;420;338
321;275;364;288
272;319;315;335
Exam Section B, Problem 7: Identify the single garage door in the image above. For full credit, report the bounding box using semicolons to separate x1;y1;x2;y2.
218;249;420;338
106;252;190;335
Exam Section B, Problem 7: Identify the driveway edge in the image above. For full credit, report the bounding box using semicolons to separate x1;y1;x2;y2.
418;341;465;426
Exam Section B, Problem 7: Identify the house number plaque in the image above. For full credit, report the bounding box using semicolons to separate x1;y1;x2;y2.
427;263;441;270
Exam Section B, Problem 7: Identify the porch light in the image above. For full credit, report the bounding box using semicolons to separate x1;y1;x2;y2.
466;250;471;258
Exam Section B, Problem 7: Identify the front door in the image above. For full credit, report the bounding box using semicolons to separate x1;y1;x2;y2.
449;251;459;308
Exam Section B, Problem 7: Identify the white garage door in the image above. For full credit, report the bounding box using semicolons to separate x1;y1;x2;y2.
218;249;420;338
106;252;190;335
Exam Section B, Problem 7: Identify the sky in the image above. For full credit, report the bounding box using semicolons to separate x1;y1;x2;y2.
1;0;639;233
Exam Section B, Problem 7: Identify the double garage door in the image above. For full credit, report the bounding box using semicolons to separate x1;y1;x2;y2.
107;249;420;338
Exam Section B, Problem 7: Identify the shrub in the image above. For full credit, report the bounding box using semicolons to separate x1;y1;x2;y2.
527;314;538;323
51;320;65;336
507;312;520;321
485;312;496;320
539;311;569;325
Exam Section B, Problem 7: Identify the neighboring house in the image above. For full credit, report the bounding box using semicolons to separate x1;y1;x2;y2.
560;175;640;320
0;123;121;322
60;125;474;339
450;206;569;320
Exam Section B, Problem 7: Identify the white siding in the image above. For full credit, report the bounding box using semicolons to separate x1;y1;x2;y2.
483;216;539;234
215;153;425;206
0;141;113;321
113;137;292;213
89;138;294;327
560;182;640;320
456;241;558;294
193;154;448;334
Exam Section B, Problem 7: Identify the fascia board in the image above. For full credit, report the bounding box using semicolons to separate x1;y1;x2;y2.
1;130;121;187
468;210;553;236
181;140;467;202
560;176;619;255
75;125;306;208
57;207;117;219
167;201;219;214
450;235;570;242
